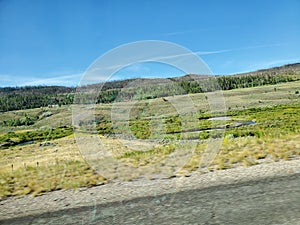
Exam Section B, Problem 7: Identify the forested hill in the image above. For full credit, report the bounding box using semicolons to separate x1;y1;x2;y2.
1;63;300;112
0;86;75;112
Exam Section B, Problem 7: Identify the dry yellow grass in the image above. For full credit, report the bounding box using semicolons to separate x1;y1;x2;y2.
181;134;300;173
0;134;108;197
0;135;81;172
1;131;299;198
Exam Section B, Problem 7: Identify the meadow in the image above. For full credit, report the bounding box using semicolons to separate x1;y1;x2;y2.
0;80;299;197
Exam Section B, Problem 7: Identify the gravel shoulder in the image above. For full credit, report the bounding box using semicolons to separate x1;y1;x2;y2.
1;158;300;221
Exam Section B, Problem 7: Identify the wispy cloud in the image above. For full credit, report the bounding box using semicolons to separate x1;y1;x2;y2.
150;42;291;60
198;42;292;56
0;74;29;87
196;49;233;55
0;74;17;82
23;73;82;86
120;64;150;73
0;72;82;87
234;42;291;52
244;58;300;73
227;57;300;75
159;26;238;37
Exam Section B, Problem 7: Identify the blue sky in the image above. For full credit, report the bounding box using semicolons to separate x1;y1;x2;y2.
0;0;299;87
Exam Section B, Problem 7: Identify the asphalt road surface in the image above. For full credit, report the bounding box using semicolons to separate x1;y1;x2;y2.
1;173;299;225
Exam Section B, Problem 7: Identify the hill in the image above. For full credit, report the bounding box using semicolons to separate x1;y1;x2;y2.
0;63;300;112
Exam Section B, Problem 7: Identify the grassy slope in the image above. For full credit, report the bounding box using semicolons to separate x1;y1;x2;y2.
0;80;299;197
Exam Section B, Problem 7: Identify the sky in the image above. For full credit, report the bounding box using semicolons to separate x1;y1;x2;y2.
0;0;299;87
